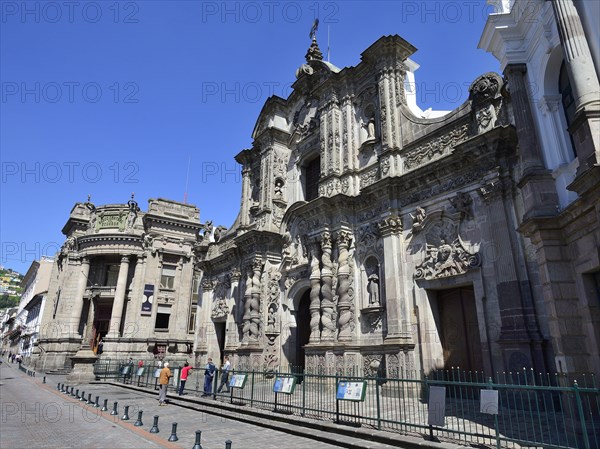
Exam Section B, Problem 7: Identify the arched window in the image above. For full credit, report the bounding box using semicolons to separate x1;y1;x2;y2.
559;61;577;158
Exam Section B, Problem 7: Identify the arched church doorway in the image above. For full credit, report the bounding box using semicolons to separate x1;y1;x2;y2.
293;290;311;375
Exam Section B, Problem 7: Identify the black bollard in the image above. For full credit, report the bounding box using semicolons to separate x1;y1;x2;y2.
149;415;159;433
192;430;203;449
43;376;46;384
101;399;108;412
94;396;100;408
134;411;143;427
57;382;61;391
110;401;118;416
80;391;86;401
168;423;178;442
225;440;232;449
64;385;69;394
121;405;130;420
75;388;80;399
87;393;92;405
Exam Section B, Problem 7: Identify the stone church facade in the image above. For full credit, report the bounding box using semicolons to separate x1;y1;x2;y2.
194;32;564;378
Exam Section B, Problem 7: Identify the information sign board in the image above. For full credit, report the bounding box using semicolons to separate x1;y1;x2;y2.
273;376;297;394
229;373;248;389
136;367;145;376
336;380;367;401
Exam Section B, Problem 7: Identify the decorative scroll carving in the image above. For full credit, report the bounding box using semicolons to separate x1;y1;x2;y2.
359;167;379;189
469;73;501;104
403;123;470;170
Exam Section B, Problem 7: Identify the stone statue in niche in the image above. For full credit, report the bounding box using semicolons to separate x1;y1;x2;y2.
367;273;380;306
365;116;376;141
267;306;277;332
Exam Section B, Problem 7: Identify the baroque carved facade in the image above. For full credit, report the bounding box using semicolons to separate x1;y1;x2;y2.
192;29;599;379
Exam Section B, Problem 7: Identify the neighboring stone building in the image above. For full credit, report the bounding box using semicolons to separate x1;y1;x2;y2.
480;0;600;378
192;29;574;379
34;197;202;371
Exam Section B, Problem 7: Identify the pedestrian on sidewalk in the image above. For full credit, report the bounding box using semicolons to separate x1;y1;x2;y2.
178;362;192;395
202;358;215;396
158;361;172;406
217;356;231;393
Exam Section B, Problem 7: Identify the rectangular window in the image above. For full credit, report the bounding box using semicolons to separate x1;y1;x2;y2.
160;265;176;290
155;305;171;331
105;264;120;286
304;156;320;201
188;306;197;333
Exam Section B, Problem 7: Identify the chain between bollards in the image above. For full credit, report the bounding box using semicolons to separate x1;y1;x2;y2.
134;410;143;427
192;430;203;449
101;399;108;412
121;405;130;420
110;401;119;416
149;415;159;433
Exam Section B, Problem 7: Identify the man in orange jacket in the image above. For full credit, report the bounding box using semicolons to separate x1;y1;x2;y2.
158;362;172;406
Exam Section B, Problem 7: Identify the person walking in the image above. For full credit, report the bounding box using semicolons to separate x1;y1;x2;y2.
217;356;231;393
178;362;192;396
201;358;216;396
158;362;172;406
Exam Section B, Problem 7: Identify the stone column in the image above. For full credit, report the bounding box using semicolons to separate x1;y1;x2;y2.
504;64;559;219
248;258;263;344
551;0;600;169
336;231;354;341
320;232;336;341
241;269;253;344
68;257;90;338
308;243;321;343
378;215;410;340
109;256;130;338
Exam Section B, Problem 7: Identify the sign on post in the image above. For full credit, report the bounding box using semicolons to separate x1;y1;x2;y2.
480;389;499;415
273;376;297;394
427;386;446;427
336;380;367;402
229;373;248;389
153;368;161;378
136;367;145;376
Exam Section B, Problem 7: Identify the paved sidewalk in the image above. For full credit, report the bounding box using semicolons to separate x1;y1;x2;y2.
1;363;352;449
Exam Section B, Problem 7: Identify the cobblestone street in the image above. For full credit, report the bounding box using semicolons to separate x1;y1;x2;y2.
1;363;406;449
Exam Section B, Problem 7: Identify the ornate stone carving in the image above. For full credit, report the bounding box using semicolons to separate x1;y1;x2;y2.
378;215;402;236
478;180;504;204
403;123;469;171
414;235;481;280
386;354;400;378
60;236;77;256
359;167;379;189
469;73;501;103
409;207;426;235
211;298;229;320
363;354;384;377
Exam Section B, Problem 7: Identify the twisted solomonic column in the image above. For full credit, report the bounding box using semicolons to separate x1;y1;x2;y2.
308;245;321;343
336;231;354;341
241;270;253;344
320;232;336;341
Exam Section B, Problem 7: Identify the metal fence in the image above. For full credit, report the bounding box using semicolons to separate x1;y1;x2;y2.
94;360;600;449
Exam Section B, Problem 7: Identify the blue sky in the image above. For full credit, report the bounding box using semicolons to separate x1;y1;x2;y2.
0;0;499;274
